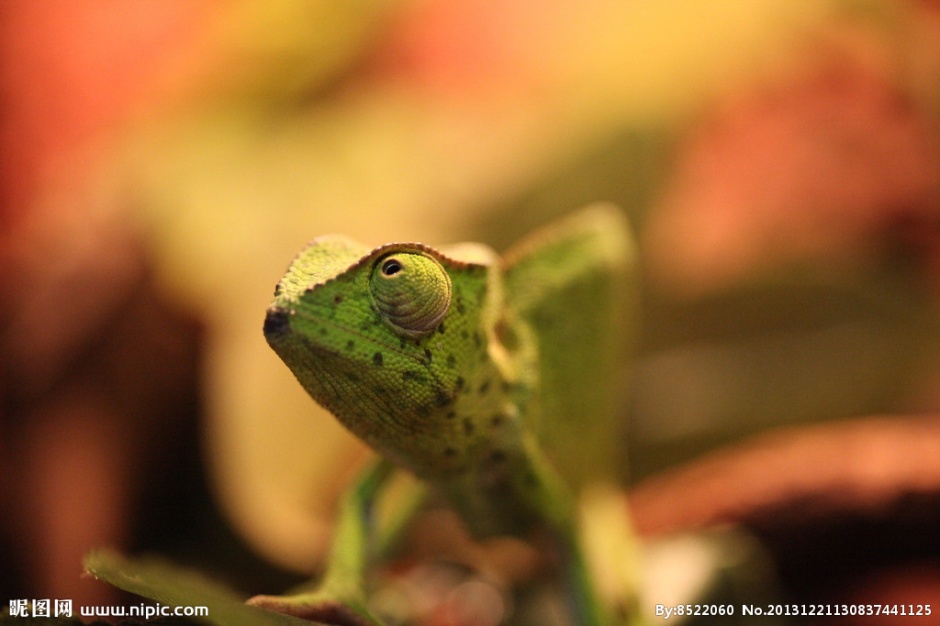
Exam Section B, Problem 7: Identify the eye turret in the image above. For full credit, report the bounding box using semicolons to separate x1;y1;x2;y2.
369;251;452;338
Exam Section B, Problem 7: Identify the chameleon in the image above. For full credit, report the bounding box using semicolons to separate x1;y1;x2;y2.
251;204;639;625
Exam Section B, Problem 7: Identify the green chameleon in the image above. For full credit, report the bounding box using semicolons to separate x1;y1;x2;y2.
252;204;639;625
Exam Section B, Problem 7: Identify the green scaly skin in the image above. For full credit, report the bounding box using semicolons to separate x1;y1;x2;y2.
251;204;638;625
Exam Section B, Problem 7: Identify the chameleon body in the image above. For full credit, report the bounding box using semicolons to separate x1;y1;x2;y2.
255;205;637;625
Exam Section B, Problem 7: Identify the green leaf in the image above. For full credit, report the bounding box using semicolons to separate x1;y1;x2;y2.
83;550;317;626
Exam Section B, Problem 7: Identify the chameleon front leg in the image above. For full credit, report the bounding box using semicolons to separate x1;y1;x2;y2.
561;530;643;626
517;445;617;626
556;527;611;626
248;459;423;626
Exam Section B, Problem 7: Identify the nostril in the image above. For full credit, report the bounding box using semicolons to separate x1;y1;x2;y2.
263;307;291;338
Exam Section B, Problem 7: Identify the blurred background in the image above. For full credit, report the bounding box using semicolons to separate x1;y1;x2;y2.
1;0;939;622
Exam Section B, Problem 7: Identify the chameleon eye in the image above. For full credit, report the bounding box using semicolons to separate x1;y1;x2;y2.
381;258;403;276
370;251;452;338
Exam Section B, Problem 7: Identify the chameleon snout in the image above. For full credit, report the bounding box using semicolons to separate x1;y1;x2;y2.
263;306;291;339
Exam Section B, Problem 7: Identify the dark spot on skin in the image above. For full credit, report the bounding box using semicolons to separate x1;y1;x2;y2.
318;327;328;336
417;404;432;417
345;340;355;351
490;450;507;464
437;323;446;335
399;337;408;349
444;447;457;458
402;370;426;383
496;318;521;351
446;410;457;419
333;294;343;304
454;377;465;392
524;472;539;488
447;354;457;368
478;380;491;395
473;332;482;347
373;352;384;367
415;338;422;347
347;372;361;383
463;419;475;436
375;386;386;395
501;380;514;393
490;414;504;428
495;317;509;337
424;348;433;362
456;300;466;314
434;389;451;407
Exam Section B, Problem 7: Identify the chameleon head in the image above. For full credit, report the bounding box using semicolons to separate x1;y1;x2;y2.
263;236;500;475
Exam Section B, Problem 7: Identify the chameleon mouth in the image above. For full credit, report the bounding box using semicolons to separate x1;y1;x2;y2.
263;306;291;339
